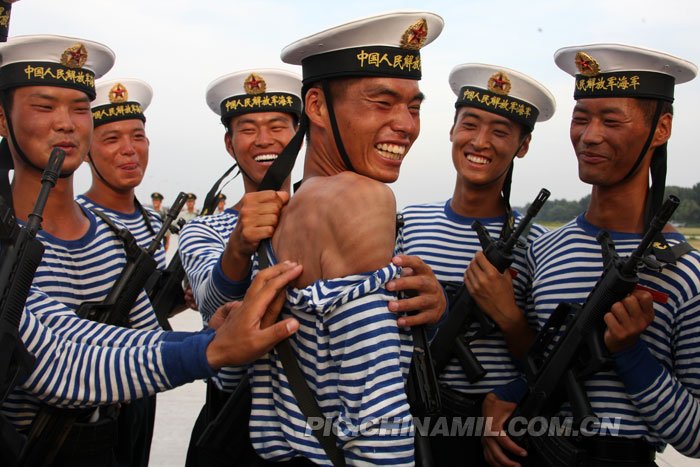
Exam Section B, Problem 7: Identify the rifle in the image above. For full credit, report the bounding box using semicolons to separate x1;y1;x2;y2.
429;188;550;382
76;192;187;328
505;195;679;466
148;186;223;330
0;148;64;466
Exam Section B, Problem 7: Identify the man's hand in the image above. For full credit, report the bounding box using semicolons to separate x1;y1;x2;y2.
206;261;301;368
464;251;520;328
604;289;654;354
222;190;290;281
386;254;446;327
482;393;527;467
465;251;533;357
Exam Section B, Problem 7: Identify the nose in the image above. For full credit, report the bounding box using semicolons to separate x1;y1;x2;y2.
120;136;137;156
391;105;419;139
52;107;76;133
470;126;490;150
254;127;273;147
577;119;604;146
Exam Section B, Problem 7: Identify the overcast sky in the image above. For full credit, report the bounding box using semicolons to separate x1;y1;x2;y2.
10;0;700;210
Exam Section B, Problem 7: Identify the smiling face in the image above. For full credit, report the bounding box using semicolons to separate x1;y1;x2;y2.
0;85;93;174
328;77;423;183
570;97;668;187
225;111;297;188
89;119;149;191
449;106;530;189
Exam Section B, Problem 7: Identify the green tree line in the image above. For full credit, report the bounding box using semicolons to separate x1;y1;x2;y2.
518;183;700;225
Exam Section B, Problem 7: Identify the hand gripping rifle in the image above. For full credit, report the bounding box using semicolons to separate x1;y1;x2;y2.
76;192;187;328
505;196;679;467
0;148;64;466
429;188;550;383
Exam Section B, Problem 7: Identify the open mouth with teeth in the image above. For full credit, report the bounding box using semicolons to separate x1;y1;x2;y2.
466;154;491;165
254;154;279;163
375;143;406;160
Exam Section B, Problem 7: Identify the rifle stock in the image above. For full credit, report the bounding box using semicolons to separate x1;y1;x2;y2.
429;188;550;381
506;195;680;465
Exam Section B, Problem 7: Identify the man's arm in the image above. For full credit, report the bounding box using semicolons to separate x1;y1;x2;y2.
17;263;301;410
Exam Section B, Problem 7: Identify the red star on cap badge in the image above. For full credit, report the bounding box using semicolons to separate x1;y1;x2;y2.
401;18;428;50
244;73;267;95
488;71;512;96
61;43;88;69
575;51;600;77
109;83;129;103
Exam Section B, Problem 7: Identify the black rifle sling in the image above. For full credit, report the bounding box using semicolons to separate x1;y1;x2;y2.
89;208;140;255
258;246;346;467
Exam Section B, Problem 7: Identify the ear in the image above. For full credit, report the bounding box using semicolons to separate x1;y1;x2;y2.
224;131;236;159
651;112;672;149
515;133;532;159
304;87;327;128
0;105;8;138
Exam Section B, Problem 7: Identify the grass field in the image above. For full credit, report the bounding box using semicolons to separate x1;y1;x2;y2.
539;223;700;250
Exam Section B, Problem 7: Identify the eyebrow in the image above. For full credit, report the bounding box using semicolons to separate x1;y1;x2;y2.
28;92;91;104
367;86;425;103
459;109;514;127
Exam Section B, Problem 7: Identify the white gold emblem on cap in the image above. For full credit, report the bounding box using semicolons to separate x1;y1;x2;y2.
108;83;129;103
61;43;88;69
575;51;600;77
244;73;266;95
401;18;428;50
488;71;512;95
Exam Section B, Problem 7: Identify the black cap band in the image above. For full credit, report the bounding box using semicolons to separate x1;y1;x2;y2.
0;61;96;99
574;71;675;102
301;46;421;84
456;86;540;131
92;101;145;128
219;92;302;124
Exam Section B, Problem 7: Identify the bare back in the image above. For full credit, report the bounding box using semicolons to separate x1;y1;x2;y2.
272;171;397;288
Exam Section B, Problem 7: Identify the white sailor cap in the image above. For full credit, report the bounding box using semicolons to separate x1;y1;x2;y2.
91;78;153;128
205;68;302;124
0;34;115;100
449;63;556;131
554;43;697;102
281;11;444;85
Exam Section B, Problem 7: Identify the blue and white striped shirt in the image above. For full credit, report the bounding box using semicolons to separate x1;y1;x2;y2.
400;200;547;394
0;205;219;429
249;247;414;466
525;214;700;457
178;209;251;390
76;195;166;271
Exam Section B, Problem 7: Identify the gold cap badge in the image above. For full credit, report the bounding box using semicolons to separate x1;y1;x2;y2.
575;51;600;77
244;73;266;95
401;18;428;50
61;43;88;69
488;71;511;95
108;83;129;103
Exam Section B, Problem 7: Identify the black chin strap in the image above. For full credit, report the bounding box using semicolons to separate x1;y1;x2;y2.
258;113;308;191
201;162;240;216
321;80;355;173
86;151;123;193
621;101;663;186
498;162;515;241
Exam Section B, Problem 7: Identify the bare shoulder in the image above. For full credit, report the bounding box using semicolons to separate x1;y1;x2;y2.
273;173;397;285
